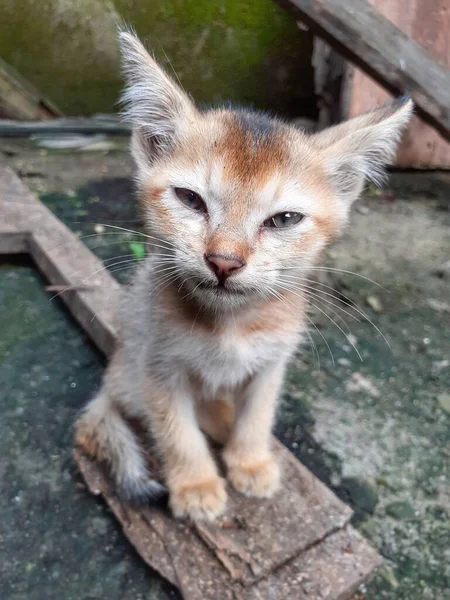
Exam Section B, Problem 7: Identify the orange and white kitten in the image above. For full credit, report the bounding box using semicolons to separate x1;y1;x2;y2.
75;30;412;521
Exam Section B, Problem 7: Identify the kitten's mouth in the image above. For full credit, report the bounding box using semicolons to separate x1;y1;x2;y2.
196;281;247;296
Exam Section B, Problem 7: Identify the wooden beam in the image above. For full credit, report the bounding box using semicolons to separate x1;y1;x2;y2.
275;0;450;141
0;59;62;120
0;116;130;137
0;165;382;599
77;447;382;600
0;167;118;355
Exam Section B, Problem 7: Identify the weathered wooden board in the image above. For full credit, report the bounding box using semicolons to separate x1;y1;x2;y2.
0;115;130;137
312;37;346;129
0;59;62;121
275;0;450;142
0;165;382;599
76;450;380;600
0;165;118;355
342;0;450;168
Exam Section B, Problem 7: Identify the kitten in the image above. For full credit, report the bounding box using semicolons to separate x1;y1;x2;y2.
75;30;412;521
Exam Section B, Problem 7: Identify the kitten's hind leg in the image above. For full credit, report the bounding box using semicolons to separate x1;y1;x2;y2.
74;392;167;504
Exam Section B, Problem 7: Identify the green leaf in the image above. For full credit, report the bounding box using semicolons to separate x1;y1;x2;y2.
129;242;146;260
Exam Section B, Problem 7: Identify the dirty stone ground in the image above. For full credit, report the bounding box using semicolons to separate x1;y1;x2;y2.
0;138;449;600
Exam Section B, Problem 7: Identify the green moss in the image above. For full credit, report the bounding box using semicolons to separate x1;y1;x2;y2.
0;0;314;116
385;501;416;520
0;261;177;599
0;0;121;115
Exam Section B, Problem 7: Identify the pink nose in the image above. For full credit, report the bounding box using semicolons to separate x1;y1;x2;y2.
204;253;245;281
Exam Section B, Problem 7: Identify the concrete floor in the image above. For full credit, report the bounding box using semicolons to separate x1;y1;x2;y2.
1;137;449;599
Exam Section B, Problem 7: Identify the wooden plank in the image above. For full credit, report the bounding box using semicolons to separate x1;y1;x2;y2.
312;37;346;129
0;167;119;355
0;165;382;599
274;0;450;141
342;0;450;168
193;443;352;586
0;59;62;120
75;449;179;589
74;406;360;598
0;231;28;254
76;449;381;600
249;526;381;600
0;116;130;137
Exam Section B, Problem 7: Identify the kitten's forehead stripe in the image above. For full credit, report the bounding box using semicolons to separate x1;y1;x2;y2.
215;111;288;187
234;110;276;141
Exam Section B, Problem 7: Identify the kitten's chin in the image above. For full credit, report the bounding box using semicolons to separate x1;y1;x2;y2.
187;280;255;311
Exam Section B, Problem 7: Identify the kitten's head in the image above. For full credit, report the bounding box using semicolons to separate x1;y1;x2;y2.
119;30;412;312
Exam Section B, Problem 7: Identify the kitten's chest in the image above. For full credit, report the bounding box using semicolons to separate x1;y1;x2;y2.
183;326;297;391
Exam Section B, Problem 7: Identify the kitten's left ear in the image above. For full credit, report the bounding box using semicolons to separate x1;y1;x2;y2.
118;28;196;167
313;99;413;204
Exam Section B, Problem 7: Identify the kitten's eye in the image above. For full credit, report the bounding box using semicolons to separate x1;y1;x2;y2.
263;212;304;229
174;188;207;213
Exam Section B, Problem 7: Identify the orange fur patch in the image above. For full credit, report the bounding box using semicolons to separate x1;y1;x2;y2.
140;185;175;236
314;214;342;241
197;398;234;444
226;454;281;498
215;113;288;187
235;458;270;475
141;185;165;206
205;231;251;264
156;274;307;341
74;425;100;459
177;477;223;497
238;292;306;337
157;282;216;332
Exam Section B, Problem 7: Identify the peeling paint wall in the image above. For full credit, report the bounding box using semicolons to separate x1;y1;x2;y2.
0;0;315;117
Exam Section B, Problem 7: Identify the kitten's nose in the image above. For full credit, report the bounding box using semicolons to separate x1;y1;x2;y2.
204;253;245;281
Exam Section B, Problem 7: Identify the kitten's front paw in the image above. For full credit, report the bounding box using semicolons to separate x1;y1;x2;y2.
227;454;281;498
169;476;227;521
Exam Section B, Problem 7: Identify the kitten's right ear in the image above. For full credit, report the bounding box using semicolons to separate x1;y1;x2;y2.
311;98;412;205
118;28;196;168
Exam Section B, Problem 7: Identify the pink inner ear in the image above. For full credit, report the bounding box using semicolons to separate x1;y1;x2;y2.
322;101;413;205
134;128;160;159
310;99;413;153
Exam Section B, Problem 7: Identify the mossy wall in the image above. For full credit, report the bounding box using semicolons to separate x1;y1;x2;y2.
0;0;315;117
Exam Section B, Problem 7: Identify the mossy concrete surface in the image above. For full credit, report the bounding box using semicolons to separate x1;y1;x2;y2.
0;259;179;600
0;137;449;599
0;0;314;117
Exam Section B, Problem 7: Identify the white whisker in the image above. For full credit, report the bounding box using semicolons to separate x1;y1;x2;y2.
277;284;355;357
276;284;358;363
307;266;387;291
279;274;390;348
266;286;324;368
47;229;177;254
97;223;179;249
280;280;360;325
190;305;204;336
